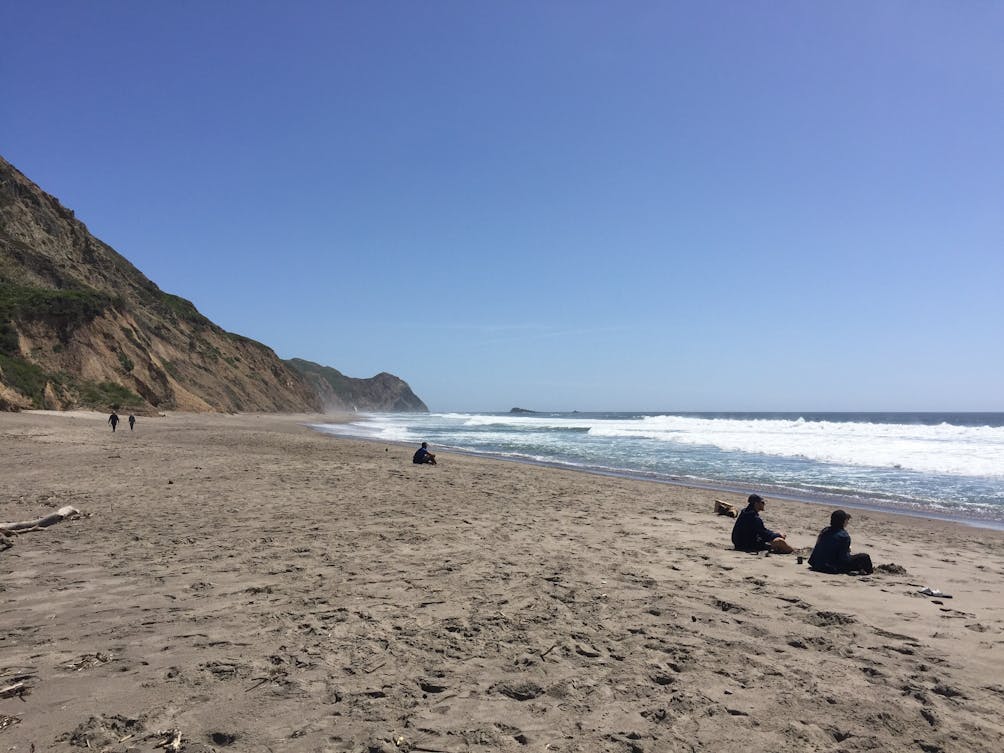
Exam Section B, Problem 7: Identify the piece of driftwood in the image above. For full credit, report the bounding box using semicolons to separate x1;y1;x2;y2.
714;500;738;518
0;505;80;535
154;730;182;752
0;714;22;731
0;682;29;700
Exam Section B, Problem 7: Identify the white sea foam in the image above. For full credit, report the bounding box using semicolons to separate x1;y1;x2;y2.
580;415;1004;478
424;412;1004;478
310;414;415;442
461;414;592;431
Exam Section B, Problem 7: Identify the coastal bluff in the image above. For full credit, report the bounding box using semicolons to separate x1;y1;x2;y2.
0;155;426;413
287;358;426;412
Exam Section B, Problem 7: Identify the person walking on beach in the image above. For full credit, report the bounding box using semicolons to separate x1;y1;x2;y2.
108;412;120;432
412;442;437;465
808;510;873;574
731;494;794;553
128;414;135;431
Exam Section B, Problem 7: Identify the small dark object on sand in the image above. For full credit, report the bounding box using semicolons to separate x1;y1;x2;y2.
876;563;908;575
714;500;738;518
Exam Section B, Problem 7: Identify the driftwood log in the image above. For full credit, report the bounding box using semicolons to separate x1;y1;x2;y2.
0;505;80;536
0;681;29;700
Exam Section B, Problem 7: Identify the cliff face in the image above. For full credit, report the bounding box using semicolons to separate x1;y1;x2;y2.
0;156;427;413
286;358;428;412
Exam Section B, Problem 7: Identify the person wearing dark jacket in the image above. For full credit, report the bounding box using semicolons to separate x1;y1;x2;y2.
412;442;437;465
808;509;873;574
731;494;794;553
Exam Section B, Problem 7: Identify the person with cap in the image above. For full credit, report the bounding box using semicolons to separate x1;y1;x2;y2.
808;509;873;574
412;441;437;465
731;493;794;554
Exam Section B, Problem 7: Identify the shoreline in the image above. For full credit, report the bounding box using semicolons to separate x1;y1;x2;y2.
3;410;1003;752
308;423;1004;532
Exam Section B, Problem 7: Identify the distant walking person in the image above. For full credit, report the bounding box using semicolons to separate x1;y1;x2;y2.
128;414;136;431
108;412;120;432
731;494;794;554
809;510;873;574
412;442;437;465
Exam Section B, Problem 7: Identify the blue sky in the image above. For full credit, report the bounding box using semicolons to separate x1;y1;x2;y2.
4;2;1002;412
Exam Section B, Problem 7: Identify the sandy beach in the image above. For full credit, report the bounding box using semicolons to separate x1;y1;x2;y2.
2;410;1003;753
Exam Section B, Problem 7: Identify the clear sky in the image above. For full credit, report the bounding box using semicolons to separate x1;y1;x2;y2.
4;2;1002;412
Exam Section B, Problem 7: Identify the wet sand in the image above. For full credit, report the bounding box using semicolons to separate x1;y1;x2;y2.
2;410;1003;752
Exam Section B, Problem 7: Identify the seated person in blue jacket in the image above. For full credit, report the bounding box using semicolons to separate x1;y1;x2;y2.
731;494;794;553
808;509;873;574
412;441;437;465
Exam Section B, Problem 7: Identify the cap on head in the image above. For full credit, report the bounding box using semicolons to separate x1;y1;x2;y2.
747;494;765;506
830;509;851;528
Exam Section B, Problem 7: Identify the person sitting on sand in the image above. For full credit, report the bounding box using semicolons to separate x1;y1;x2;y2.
808;509;873;574
412;441;437;465
731;494;794;554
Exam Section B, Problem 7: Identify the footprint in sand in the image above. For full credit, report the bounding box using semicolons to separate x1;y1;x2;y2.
806;610;856;627
493;679;545;700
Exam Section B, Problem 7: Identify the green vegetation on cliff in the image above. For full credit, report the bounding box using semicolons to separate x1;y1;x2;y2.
0;281;145;408
0;280;116;353
0;350;141;410
155;291;208;326
0;352;51;403
77;380;143;409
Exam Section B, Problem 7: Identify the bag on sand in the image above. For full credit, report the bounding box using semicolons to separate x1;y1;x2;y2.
714;500;738;518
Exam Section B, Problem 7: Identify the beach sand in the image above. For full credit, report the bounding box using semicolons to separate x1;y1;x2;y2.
2;411;1003;753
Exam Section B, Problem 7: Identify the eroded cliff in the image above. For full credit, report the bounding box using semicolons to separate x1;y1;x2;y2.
0;156;426;413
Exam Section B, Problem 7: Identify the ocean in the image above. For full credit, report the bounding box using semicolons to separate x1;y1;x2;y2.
309;411;1004;529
